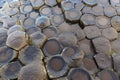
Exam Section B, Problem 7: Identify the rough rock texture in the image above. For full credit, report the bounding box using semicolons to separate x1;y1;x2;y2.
0;0;120;80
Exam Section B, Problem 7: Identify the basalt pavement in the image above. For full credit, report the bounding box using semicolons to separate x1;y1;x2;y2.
0;0;120;80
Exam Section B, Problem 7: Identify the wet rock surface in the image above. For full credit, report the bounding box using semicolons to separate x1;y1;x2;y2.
0;0;120;80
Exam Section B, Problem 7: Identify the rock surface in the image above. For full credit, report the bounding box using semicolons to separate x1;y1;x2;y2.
0;0;120;80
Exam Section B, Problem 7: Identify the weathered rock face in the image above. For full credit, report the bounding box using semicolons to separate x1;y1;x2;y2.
0;0;120;80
